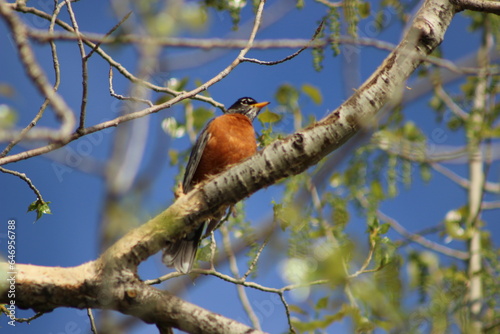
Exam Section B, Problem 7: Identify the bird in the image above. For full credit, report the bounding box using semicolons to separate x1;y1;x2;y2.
162;97;270;273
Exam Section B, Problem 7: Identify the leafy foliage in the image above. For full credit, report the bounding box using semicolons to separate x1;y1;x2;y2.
27;199;52;222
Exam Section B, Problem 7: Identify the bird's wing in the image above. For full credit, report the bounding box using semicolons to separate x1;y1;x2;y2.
182;120;213;193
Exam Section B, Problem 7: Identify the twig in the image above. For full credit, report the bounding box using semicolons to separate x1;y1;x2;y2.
8;2;224;107
361;195;470;260
434;84;468;119
348;237;378;278
87;308;98;334
209;232;217;270
109;67;153;107
374;136;468;163
278;292;296;334
144;271;184;285
221;226;261;330
309;182;360;308
242;230;271;280
0;106;46;158
12;311;44;323
0;1;75;139
85;11;132;60
65;0;88;132
431;162;470;188
0;0;65;158
1;305;44;324
22;27;500;76
0;0;267;166
482;201;500;210
451;0;500;15
381;209;469;260
241;20;325;66
0;166;45;202
431;162;500;193
315;0;343;8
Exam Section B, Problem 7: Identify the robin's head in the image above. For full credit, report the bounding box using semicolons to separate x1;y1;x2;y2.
227;97;270;121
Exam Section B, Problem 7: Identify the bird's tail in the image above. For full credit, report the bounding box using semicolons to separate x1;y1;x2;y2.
162;225;204;274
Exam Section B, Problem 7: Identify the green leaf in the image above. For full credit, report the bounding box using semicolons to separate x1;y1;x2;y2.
419;163;432;182
371;180;384;201
402;121;424;141
358;2;371;18
0;104;17;129
315;296;329;310
167;77;189;91
275;84;299;106
168;149;178;166
379;223;390;235
301;83;323;104
327;7;341;56
162;117;186;138
485;126;500;138
257;109;281;124
192;107;214;131
27;199;52;222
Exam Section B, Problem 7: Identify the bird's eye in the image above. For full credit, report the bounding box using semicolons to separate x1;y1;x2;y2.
240;98;254;105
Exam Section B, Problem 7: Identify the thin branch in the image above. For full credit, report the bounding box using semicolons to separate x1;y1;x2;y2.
144;271;184;285
431;162;500;193
0;1;75;139
372;201;469;260
0;0;267;166
241;20;325;66
309;182;360;308
0;106;46;158
434;84;469;119
0;1;63;158
209;232;217;270
374;136;468;163
0;308;44;324
221;226;261;331
348;238;378;278
109;67;153;107
0;166;45;202
451;0;500;15
85;11;132;60
65;0;88;132
23;28;500;76
242;231;271;280
482;201;500;210
87;308;98;334
314;0;343;8
431;162;470;188
7;2;224;106
382;211;469;260
278;292;296;334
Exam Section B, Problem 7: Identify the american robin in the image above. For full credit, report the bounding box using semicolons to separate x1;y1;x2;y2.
162;97;270;273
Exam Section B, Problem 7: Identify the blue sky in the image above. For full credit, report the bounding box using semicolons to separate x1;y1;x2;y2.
1;0;498;333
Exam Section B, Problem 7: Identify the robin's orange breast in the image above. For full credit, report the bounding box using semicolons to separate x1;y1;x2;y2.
190;113;257;186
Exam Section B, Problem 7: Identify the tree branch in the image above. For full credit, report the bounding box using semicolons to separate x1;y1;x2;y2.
0;0;267;166
0;0;459;332
451;0;500;15
0;0;75;140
